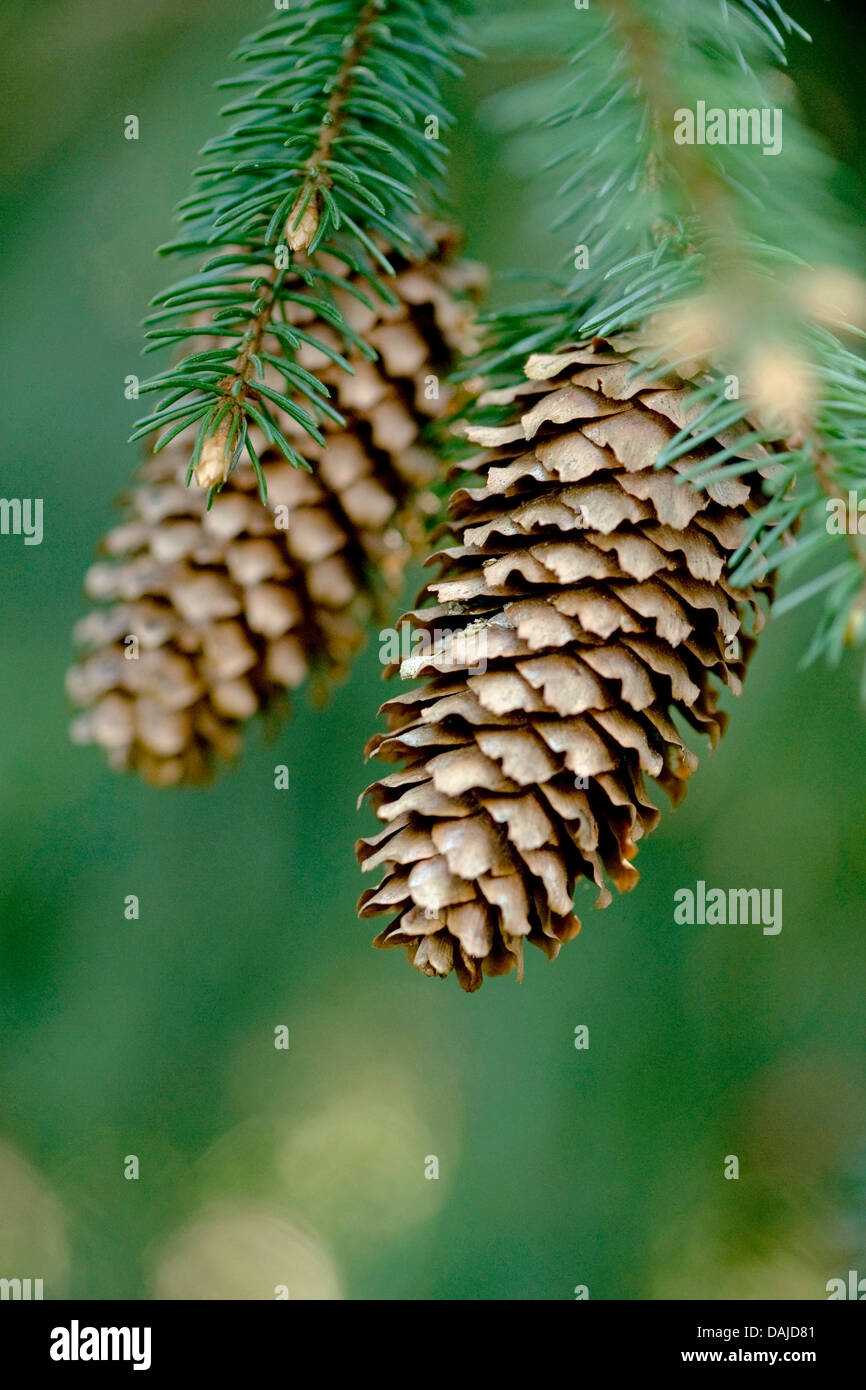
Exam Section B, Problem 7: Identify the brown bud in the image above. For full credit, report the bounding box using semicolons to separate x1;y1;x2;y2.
793;266;866;333
844;592;866;647
285;189;320;253
194;421;232;490
744;343;817;446
648;292;733;376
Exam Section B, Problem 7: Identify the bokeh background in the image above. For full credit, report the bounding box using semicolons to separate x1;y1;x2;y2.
1;0;865;1300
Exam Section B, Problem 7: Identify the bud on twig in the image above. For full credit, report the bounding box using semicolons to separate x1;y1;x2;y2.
285;189;320;253
744;342;817;447
194;419;232;490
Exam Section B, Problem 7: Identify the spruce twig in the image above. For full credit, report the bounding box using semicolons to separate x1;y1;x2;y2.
468;0;866;683
130;0;473;499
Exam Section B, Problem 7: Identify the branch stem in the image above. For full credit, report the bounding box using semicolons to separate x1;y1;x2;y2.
206;0;382;477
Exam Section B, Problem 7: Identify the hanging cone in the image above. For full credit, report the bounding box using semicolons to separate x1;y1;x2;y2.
356;336;777;991
67;231;486;785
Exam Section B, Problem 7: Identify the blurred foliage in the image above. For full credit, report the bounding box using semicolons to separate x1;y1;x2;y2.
0;0;864;1300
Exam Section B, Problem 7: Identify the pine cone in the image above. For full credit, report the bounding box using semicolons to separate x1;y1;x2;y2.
356;337;776;991
67;233;485;785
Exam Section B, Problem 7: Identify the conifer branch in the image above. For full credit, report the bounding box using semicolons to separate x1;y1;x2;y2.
466;0;866;684
131;0;472;499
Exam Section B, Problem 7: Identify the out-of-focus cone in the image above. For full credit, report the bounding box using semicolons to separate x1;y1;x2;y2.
67;232;486;784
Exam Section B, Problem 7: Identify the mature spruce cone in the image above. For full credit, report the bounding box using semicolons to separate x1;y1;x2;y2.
67;233;485;785
357;336;777;991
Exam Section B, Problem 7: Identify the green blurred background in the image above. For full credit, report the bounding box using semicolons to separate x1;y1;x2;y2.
1;0;865;1300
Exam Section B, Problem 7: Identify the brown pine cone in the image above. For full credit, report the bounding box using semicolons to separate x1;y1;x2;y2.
67;234;485;785
356;336;777;991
